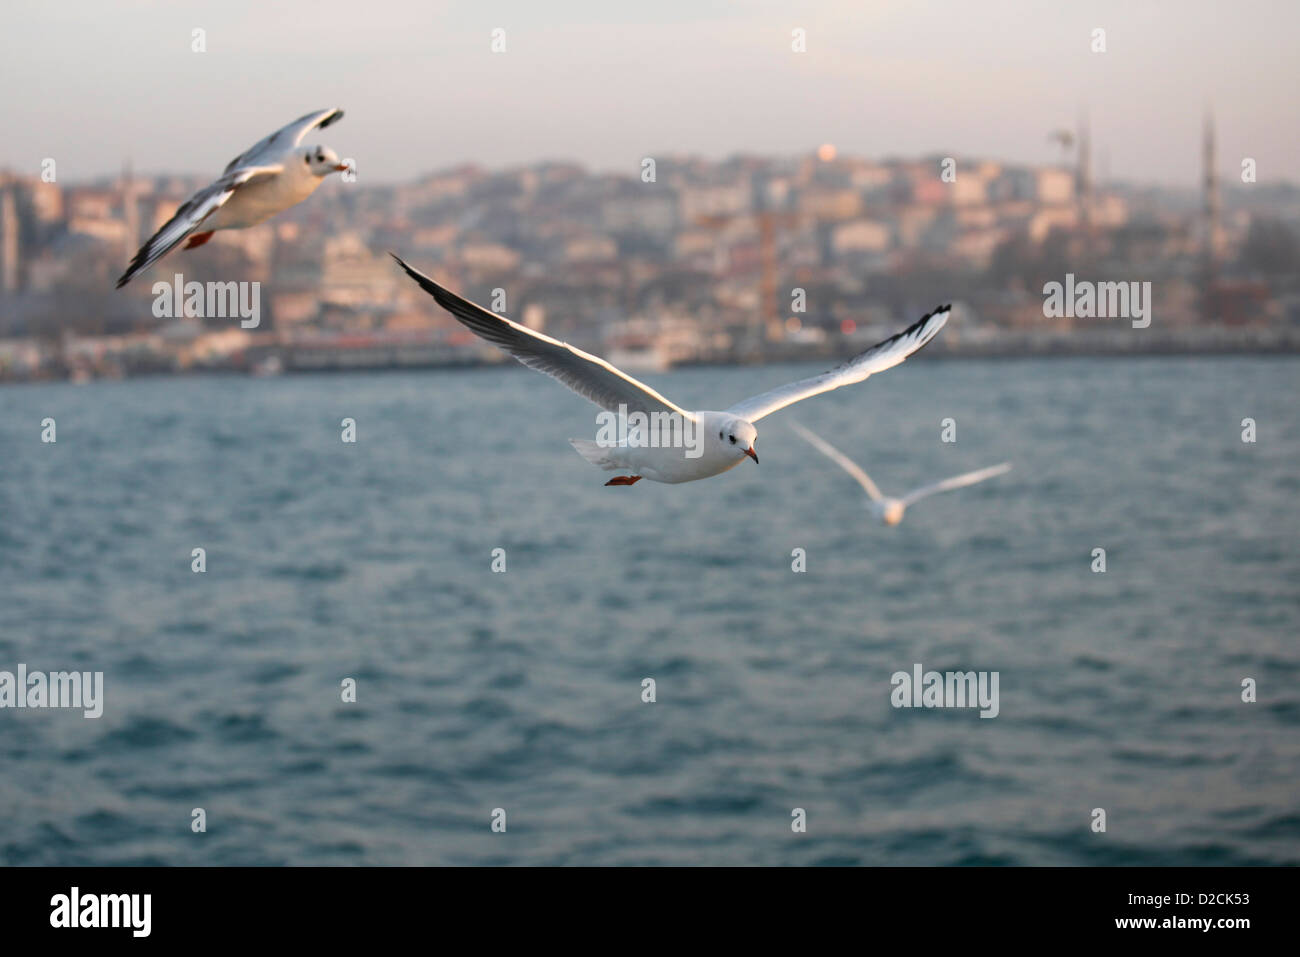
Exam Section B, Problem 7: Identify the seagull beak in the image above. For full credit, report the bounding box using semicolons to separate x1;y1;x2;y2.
744;446;759;464
334;163;350;172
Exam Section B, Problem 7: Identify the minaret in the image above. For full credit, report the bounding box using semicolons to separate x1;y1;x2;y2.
1076;111;1092;232
0;185;18;296
121;159;139;262
1201;109;1222;319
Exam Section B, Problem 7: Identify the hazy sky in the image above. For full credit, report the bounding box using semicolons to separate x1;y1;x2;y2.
3;0;1297;186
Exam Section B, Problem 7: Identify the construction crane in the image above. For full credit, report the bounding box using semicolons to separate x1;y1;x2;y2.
695;209;803;343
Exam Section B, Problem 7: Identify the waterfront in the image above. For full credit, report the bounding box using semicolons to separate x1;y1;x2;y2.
3;358;1297;865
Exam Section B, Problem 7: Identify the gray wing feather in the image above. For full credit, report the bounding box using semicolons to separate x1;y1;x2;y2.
725;305;950;423
223;108;344;172
391;255;692;419
788;421;885;501
115;165;280;288
901;463;1012;506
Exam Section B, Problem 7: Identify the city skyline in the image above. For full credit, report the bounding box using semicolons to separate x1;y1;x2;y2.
2;0;1298;188
5;124;1296;384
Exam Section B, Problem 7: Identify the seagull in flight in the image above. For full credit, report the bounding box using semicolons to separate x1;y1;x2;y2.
392;255;950;486
116;109;348;288
789;421;1011;525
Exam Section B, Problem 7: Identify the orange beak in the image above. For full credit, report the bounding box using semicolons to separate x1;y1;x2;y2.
334;163;350;172
744;446;759;464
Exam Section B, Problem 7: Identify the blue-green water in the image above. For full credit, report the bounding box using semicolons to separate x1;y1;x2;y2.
1;357;1297;865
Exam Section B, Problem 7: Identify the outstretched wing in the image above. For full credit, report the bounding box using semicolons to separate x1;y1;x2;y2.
725;305;950;423
391;255;693;419
788;421;885;501
115;165;281;288
224;108;344;172
901;463;1012;507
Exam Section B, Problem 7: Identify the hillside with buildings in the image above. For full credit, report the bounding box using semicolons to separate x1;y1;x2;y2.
2;117;1298;383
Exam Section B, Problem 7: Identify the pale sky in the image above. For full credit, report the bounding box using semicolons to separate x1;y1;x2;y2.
2;0;1296;186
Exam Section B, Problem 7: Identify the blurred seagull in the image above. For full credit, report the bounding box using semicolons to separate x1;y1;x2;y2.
116;109;347;287
392;254;949;486
790;421;1011;525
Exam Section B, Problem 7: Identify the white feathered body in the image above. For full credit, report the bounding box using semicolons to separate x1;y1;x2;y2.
207;156;324;231
872;498;907;525
570;411;751;484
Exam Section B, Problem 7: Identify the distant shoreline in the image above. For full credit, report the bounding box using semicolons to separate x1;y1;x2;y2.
685;330;1300;366
5;330;1298;387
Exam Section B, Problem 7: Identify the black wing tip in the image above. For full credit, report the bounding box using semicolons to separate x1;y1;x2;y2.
320;108;344;128
389;253;461;306
905;302;952;335
115;249;150;288
388;251;421;278
859;301;952;360
389;251;430;287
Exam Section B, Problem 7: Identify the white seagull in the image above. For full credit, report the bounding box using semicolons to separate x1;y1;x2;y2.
392;255;950;486
116;109;348;287
789;421;1011;525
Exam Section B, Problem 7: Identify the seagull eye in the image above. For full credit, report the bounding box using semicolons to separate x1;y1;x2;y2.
728;435;736;444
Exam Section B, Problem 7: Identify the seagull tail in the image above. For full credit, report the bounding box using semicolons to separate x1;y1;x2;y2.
569;439;622;471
